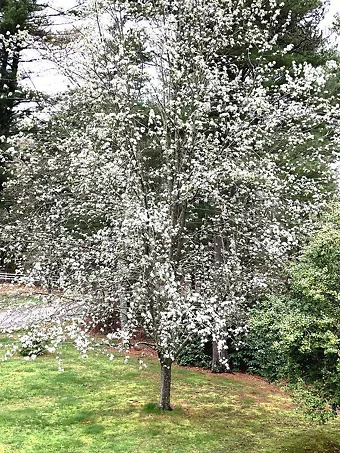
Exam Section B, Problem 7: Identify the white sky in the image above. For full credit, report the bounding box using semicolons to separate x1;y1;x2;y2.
324;0;340;23
321;0;340;42
21;0;340;94
21;0;80;94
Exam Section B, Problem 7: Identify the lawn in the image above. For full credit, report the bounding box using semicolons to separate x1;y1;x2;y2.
1;336;340;453
0;285;43;309
0;294;41;308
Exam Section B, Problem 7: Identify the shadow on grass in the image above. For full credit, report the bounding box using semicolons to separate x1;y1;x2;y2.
279;437;340;453
141;402;184;415
83;424;105;435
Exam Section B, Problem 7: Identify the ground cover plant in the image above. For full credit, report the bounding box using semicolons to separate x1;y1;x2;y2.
1;335;340;453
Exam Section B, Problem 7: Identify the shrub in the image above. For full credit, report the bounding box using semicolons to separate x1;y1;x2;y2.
243;206;340;421
18;332;49;357
176;336;212;368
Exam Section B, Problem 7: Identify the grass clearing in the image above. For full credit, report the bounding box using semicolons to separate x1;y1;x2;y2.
0;294;42;308
0;287;43;309
1;337;340;452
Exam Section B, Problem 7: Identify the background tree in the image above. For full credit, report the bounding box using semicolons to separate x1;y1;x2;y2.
0;0;84;270
0;0;49;270
172;0;340;372
0;0;49;191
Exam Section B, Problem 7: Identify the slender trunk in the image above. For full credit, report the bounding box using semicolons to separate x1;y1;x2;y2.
211;339;229;373
119;295;128;329
159;356;173;410
211;234;229;373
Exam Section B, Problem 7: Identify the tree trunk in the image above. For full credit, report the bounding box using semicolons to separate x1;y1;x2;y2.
159;357;173;410
211;234;230;373
211;340;229;373
119;295;128;329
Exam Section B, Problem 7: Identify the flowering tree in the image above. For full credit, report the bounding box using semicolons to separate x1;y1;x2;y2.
1;0;339;409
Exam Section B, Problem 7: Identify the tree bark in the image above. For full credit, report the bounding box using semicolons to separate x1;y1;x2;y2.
211;339;229;373
119;295;128;329
211;234;230;373
159;357;173;410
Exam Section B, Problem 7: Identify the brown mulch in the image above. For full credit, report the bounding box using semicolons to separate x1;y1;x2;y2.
0;283;48;296
129;344;158;359
127;343;292;406
178;365;293;406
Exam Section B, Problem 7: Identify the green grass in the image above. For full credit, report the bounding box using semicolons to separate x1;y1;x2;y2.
1;338;340;452
0;294;41;309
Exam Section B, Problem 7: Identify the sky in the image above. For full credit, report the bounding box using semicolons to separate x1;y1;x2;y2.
21;0;340;94
21;0;80;94
321;0;340;42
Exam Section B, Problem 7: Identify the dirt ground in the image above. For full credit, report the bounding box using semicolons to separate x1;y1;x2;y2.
0;283;47;296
